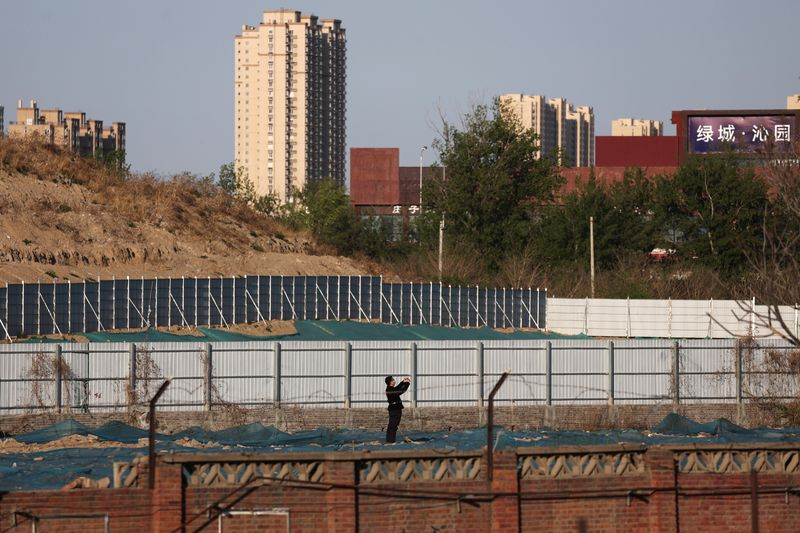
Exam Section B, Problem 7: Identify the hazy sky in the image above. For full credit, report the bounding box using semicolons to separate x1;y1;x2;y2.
1;1;799;177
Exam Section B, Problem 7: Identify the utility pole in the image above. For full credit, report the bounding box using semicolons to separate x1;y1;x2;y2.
438;166;446;281
419;145;427;206
438;217;444;281
589;216;595;298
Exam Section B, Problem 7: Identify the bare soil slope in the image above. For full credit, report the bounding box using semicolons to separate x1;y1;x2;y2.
0;138;367;283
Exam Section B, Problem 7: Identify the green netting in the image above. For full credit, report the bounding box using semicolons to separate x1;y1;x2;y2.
3;414;800;491
19;320;584;343
288;320;585;341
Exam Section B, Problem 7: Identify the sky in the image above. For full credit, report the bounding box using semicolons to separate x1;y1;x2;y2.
1;0;799;178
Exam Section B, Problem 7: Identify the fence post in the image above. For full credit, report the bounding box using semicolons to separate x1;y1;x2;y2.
607;340;615;405
112;277;116;329
545;341;553;406
154;277;159;328
204;343;212;410
21;280;25;335
476;342;484;407
67;280;72;334
129;343;137;407
54;344;62;413
273;342;282;407
410;342;418;408
736;340;743;404
37;281;41;336
672;340;680;405
344;342;352;408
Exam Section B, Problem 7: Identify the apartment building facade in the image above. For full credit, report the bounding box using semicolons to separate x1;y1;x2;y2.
235;9;346;203
7;100;125;158
789;94;800;110
611;118;663;136
500;93;595;167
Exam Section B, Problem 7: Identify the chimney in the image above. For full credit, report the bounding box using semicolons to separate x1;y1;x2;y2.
17;99;22;108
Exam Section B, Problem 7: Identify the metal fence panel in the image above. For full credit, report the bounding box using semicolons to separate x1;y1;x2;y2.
61;346;89;410
417;341;476;405
0;344;58;413
145;342;204;410
280;341;345;406
613;340;674;404
547;297;790;339
212;341;274;406
678;339;736;403
484;341;546;404
85;343;128;411
550;340;608;404
351;341;411;407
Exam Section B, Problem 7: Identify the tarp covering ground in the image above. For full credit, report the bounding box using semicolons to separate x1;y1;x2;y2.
2;413;800;491
20;320;586;343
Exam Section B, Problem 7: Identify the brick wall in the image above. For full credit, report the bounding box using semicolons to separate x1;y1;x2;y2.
3;446;800;532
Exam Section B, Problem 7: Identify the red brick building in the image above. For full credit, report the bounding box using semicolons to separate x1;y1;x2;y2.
349;147;440;219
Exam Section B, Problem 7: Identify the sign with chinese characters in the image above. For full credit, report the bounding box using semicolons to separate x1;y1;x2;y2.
391;205;421;215
688;115;796;154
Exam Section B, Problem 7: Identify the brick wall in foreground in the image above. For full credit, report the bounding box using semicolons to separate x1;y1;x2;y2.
4;444;800;532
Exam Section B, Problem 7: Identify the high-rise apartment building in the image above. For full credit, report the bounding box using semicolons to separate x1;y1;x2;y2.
0;106;4;136
235;9;346;203
500;94;595;167
611;118;663;137
789;94;800;110
7;100;125;158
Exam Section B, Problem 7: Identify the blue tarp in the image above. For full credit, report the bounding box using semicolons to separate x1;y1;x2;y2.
3;414;800;491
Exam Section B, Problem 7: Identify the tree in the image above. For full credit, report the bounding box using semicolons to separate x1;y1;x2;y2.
652;154;769;276
217;162;239;196
94;149;130;176
302;179;363;256
217;162;279;215
419;98;563;271
740;142;800;344
533;168;658;269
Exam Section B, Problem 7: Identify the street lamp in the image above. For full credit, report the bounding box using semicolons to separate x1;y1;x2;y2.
419;145;428;207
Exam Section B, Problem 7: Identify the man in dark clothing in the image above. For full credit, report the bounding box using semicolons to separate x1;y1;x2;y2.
385;375;410;443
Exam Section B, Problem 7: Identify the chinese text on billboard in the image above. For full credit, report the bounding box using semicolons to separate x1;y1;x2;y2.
688;115;795;154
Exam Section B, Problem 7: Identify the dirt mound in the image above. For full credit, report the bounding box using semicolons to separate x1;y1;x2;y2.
0;138;368;283
0;434;228;454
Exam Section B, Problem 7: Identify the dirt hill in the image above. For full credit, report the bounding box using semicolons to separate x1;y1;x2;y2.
0;138;368;283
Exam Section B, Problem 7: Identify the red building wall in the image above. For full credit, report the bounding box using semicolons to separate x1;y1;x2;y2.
596;136;680;167
349;147;400;206
398;166;440;206
559;165;679;194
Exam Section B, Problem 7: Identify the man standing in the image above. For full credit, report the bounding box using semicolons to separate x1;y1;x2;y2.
385;375;411;443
